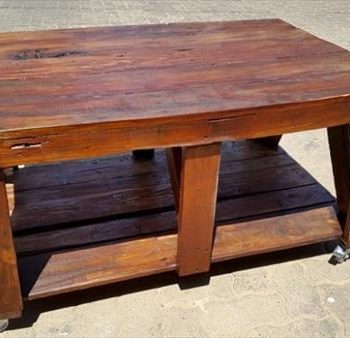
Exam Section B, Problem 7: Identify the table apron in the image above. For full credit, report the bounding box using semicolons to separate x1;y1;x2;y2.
0;100;350;167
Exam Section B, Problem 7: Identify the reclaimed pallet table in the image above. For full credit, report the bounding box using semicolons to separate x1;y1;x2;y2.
1;19;350;326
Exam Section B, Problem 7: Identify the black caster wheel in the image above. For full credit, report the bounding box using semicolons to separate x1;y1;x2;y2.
324;240;338;253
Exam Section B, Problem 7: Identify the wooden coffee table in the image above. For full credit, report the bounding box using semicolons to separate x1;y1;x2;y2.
1;19;350;324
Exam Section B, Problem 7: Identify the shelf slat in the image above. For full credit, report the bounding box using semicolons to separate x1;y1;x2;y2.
7;142;310;232
19;206;341;300
15;184;333;256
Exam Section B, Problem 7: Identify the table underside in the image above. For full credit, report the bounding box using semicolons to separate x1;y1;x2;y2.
5;141;341;300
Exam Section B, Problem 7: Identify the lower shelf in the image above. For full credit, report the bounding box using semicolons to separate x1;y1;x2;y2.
6;141;342;300
19;207;340;300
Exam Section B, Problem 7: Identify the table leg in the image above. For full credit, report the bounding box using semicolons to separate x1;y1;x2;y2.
253;135;282;148
0;170;23;319
177;143;221;276
132;149;155;160
328;125;350;246
166;147;182;212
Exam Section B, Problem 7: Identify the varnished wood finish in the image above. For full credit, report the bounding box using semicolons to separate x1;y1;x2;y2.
14;184;334;256
1;19;349;311
0;171;22;319
165;147;182;210
10;141;334;255
1;20;350;166
18;207;341;300
328;125;350;246
11;141;316;232
5;141;339;299
177;143;221;276
211;207;341;262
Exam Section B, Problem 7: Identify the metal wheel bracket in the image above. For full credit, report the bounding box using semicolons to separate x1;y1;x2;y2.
330;244;350;264
0;319;9;333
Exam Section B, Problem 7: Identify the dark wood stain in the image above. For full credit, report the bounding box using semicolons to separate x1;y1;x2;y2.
0;19;350;166
0;19;349;317
7;141;340;300
0;171;23;319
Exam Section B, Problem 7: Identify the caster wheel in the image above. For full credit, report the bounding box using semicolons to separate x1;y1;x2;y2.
132;149;155;160
0;319;9;333
330;244;350;264
324;240;338;253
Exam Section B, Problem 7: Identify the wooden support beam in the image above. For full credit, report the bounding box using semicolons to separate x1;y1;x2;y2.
252;135;282;148
0;170;23;319
132;149;155;160
166;147;182;211
328;125;350;246
177;143;221;276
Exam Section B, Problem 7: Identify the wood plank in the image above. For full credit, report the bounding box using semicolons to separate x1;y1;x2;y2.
328;125;350;246
0;20;307;60
1;95;350;167
3;52;350;102
165;147;182;211
211;206;341;262
0;20;333;62
18;207;341;300
10;143;307;232
6;141;283;191
0;171;22;319
19;234;177;300
177;143;221;276
1;60;350;133
0;20;350;166
15;184;334;256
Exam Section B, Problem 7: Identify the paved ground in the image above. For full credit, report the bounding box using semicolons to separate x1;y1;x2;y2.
1;0;350;337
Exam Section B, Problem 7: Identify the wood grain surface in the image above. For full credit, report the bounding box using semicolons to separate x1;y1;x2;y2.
0;171;22;319
8;141;326;233
1;19;350;166
165;147;182;211
7;142;334;255
7;141;340;300
18;207;341;300
177;143;221;276
328;125;350;245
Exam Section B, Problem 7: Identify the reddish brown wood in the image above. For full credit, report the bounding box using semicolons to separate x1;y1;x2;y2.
1;20;350;166
19;234;177;300
10;140;334;255
328;125;350;246
0;20;348;312
8;141;321;231
211;206;341;262
18;206;341;300
15;185;334;256
166;147;182;210
7;141;280;191
0;171;22;319
177;143;221;276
